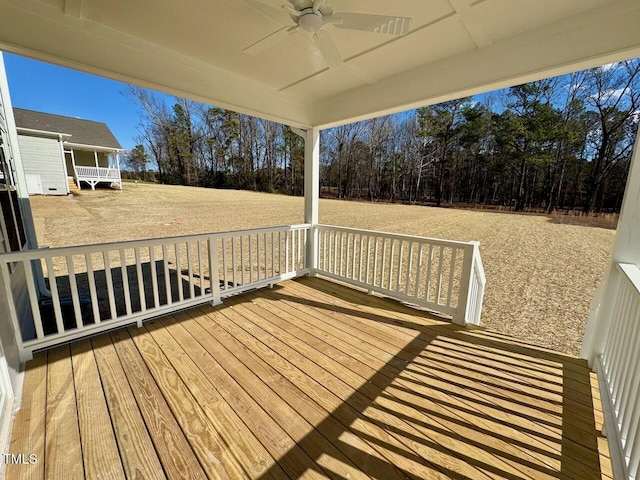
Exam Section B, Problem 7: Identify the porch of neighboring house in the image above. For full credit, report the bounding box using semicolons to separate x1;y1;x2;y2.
7;276;612;480
65;147;122;191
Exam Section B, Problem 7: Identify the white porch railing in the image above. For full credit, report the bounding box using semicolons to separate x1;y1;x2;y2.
0;223;484;361
74;166;120;180
0;224;309;360
594;262;640;480
314;225;485;325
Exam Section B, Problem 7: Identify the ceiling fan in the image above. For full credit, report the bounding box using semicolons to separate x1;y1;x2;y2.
244;0;412;68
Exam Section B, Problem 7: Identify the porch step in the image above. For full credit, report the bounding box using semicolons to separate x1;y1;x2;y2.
67;177;80;193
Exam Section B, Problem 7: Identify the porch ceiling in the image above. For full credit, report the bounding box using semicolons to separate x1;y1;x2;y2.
0;0;639;128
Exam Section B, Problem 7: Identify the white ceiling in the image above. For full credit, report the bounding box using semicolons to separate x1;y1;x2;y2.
1;0;640;128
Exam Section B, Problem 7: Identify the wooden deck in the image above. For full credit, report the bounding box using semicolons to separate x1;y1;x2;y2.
7;277;611;479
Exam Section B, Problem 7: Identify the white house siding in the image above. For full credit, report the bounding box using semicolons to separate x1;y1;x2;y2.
18;135;67;195
0;258;30;401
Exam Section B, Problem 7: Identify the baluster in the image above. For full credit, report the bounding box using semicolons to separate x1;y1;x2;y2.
358;235;365;282
135;247;146;312
65;255;83;329
351;234;357;280
278;231;282;276
256;234;262;281
187;242;195;299
149;245;160;308
85;252;100;321
103;251;117;318
382;238;390;287
425;245;434;301
120;249;132;316
297;229;302;270
322;229;328;271
396;241;404;292
249;234;254;284
447;247;458;307
388;240;395;290
221;237;228;292
174;243;184;302
240;235;246;285
262;233;267;280
44;257;65;333
436;246;445;305
373;237;380;286
414;243;424;298
271;232;276;278
162;244;172;305
23;260;44;338
406;242;415;296
197;241;204;297
232;236;237;287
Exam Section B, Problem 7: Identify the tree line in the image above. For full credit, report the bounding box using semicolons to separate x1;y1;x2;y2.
124;59;640;214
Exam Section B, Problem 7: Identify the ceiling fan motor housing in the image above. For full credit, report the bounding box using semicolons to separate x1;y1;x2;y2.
298;8;324;32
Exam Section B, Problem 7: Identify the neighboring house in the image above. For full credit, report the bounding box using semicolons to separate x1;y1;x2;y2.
13;108;123;194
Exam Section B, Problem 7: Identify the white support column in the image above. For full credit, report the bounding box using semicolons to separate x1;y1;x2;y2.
59;135;70;194
582;124;640;364
115;152;123;190
304;127;320;274
94;150;99;169
70;149;80;190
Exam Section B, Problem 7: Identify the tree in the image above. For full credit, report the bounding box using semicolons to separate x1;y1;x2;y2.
582;60;640;213
123;144;148;180
417;98;471;206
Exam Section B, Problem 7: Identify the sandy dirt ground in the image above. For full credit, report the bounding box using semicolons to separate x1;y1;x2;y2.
29;183;615;355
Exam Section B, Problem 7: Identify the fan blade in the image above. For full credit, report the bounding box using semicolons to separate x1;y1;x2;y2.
330;13;412;36
313;30;343;68
312;0;327;14
244;26;299;55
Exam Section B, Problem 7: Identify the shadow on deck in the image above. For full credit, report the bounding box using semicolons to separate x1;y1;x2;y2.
9;277;611;479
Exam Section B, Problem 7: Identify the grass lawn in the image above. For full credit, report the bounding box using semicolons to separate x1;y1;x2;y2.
29;183;615;356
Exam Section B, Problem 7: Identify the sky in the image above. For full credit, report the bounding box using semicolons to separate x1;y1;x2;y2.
3;52;169;150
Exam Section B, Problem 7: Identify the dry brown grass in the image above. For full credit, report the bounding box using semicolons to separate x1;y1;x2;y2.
29;183;615;356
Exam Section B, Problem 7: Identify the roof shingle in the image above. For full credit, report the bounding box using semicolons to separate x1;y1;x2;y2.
13;108;122;149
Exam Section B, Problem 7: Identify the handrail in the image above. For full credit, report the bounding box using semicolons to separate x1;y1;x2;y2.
0;224;311;262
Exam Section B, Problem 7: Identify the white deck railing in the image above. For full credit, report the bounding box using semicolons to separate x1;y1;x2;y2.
595;262;640;480
0;224;309;360
74;166;120;180
0;223;484;360
314;225;485;325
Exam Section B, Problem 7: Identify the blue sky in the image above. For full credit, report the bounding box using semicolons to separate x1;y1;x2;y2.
3;53;167;150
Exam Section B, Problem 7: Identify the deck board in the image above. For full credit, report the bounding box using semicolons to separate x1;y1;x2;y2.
45;345;84;479
7;277;611;479
110;328;208;480
70;340;125;479
6;352;46;480
90;333;166;479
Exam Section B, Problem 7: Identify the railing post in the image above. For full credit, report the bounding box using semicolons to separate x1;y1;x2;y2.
303;127;320;275
453;242;475;326
208;236;222;306
0;261;29;362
